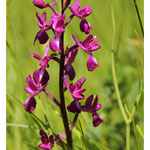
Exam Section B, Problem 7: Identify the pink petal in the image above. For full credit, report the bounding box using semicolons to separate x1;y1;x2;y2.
73;0;80;11
33;0;46;9
67;100;81;113
93;113;104;127
65;64;75;81
44;45;50;57
74;77;86;89
85;95;94;108
38;143;51;150
87;54;99;71
29;52;42;61
49;37;60;52
24;96;36;112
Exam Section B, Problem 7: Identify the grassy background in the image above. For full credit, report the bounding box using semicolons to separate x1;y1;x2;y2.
6;0;144;149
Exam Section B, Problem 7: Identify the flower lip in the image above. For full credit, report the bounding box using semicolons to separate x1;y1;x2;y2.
93;113;104;127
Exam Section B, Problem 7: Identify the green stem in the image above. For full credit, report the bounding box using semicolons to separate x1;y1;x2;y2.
126;123;130;150
111;0;127;122
136;124;144;140
111;1;130;150
111;52;128;122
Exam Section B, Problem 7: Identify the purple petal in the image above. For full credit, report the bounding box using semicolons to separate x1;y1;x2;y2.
73;88;86;100
37;12;47;28
63;75;70;90
34;30;49;45
26;75;38;92
67;100;81;113
33;68;49;85
65;48;78;64
73;0;80;11
85;95;94;108
36;13;44;28
90;38;101;47
41;69;50;86
92;95;102;111
93;113;104;127
65;64;75;81
44;45;50;57
24;96;36;112
38;143;51;150
49;53;57;59
33;68;40;84
68;6;83;19
50;0;58;6
80;7;93;17
49;135;54;145
74;77;86;89
82;34;94;48
33;0;46;9
89;45;101;52
87;54;99;71
72;34;86;52
29;52;42;61
40;57;50;68
80;19;92;34
40;130;49;144
69;84;76;93
40;129;47;137
49;37;60;52
24;86;33;94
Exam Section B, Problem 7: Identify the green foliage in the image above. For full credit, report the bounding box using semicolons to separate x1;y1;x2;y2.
6;0;143;149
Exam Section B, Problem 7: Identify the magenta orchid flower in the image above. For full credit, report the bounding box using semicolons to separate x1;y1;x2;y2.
29;45;57;69
68;0;92;20
33;0;58;9
81;95;101;113
73;34;101;71
50;13;65;53
38;130;54;150
68;0;92;34
24;68;49;112
67;95;103;127
64;47;78;80
34;12;52;44
63;75;86;100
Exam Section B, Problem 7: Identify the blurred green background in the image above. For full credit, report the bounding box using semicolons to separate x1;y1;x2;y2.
6;0;144;149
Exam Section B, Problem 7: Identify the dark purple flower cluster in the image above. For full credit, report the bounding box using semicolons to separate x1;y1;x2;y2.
24;0;103;149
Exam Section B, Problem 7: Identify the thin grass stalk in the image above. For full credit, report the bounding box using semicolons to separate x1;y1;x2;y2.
110;1;130;149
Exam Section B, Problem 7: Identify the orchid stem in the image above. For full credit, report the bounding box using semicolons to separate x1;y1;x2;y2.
126;123;130;150
59;31;72;149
